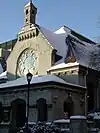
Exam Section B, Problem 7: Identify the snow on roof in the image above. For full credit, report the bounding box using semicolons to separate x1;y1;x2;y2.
0;75;65;89
55;26;96;44
66;36;100;71
55;26;99;70
0;74;86;89
38;25;99;71
24;1;31;7
38;25;68;63
0;71;7;79
88;45;100;71
69;37;94;67
55;26;70;35
55;26;67;34
48;62;79;71
24;0;37;9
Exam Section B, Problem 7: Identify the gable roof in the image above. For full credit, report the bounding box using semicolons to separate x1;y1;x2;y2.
37;25;67;64
38;25;100;71
66;35;100;71
0;39;17;50
55;26;96;44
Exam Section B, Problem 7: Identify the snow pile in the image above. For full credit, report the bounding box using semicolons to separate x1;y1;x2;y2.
54;119;70;123
17;122;61;133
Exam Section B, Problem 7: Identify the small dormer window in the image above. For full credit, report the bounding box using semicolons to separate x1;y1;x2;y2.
26;9;28;15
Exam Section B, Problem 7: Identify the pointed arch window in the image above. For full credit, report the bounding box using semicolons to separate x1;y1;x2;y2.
26;9;28;15
37;98;47;121
10;99;26;128
63;96;74;118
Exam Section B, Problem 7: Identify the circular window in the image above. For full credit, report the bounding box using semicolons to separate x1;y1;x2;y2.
17;49;38;76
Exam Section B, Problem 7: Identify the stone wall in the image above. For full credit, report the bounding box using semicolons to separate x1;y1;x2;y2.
0;85;85;123
7;27;53;80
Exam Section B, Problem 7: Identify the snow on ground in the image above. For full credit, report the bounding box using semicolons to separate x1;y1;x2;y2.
54;119;70;123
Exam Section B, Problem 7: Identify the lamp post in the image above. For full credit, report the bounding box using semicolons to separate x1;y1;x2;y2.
26;72;33;130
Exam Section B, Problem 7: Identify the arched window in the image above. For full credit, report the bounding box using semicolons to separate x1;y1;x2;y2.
63;96;74;118
37;98;47;121
26;9;28;15
10;99;26;128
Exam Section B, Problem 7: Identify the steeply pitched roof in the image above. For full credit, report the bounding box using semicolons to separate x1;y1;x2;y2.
0;39;17;50
66;35;100;71
38;25;100;71
55;26;96;44
37;25;67;64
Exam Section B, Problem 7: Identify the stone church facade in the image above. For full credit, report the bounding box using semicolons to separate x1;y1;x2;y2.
0;0;100;132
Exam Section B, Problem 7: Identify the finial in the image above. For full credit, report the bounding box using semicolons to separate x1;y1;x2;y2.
30;0;32;3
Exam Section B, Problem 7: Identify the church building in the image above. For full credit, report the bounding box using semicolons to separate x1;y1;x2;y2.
0;0;100;132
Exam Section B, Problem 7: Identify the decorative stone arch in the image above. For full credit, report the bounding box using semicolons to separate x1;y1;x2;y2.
37;98;47;121
10;98;26;128
63;95;74;118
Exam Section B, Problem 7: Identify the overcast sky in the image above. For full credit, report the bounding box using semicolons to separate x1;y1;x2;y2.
0;0;100;43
